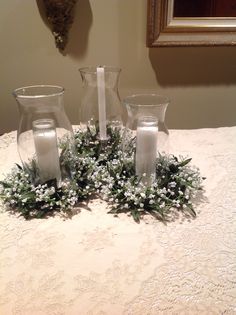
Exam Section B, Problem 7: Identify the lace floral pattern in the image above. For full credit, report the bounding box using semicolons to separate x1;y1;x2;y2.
0;127;236;314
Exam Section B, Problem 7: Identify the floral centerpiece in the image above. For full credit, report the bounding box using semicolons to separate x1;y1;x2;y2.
0;125;204;222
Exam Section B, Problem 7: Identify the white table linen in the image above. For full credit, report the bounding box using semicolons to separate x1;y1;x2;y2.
0;127;236;315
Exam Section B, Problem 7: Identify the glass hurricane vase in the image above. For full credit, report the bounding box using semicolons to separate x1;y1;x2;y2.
13;85;74;186
79;66;124;140
123;94;170;186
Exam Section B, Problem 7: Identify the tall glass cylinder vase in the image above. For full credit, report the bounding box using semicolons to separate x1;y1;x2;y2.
79;66;124;140
13;85;74;186
123;94;170;186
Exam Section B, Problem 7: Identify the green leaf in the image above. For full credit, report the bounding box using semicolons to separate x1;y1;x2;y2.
107;208;118;214
21;192;35;200
178;158;192;167
187;204;196;217
131;209;140;223
36;210;46;218
0;181;11;188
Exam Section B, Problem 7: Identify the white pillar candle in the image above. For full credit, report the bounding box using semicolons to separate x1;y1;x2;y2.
33;119;61;185
97;66;107;140
135;117;158;186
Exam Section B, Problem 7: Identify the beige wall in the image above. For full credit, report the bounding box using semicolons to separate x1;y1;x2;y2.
0;0;236;134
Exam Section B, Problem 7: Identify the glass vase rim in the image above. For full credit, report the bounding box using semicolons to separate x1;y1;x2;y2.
13;85;64;99
123;94;170;107
79;66;121;74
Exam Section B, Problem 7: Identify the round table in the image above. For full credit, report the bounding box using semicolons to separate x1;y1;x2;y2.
0;127;236;314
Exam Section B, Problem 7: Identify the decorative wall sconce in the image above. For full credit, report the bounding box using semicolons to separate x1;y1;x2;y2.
41;0;78;50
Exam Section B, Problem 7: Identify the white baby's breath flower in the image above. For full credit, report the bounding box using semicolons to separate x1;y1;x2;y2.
160;202;165;208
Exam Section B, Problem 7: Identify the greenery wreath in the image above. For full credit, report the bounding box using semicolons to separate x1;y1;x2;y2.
0;125;204;222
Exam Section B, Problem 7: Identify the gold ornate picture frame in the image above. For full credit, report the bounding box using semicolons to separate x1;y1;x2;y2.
147;0;236;47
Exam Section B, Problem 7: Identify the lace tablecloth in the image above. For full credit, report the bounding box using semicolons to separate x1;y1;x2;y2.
0;127;236;315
